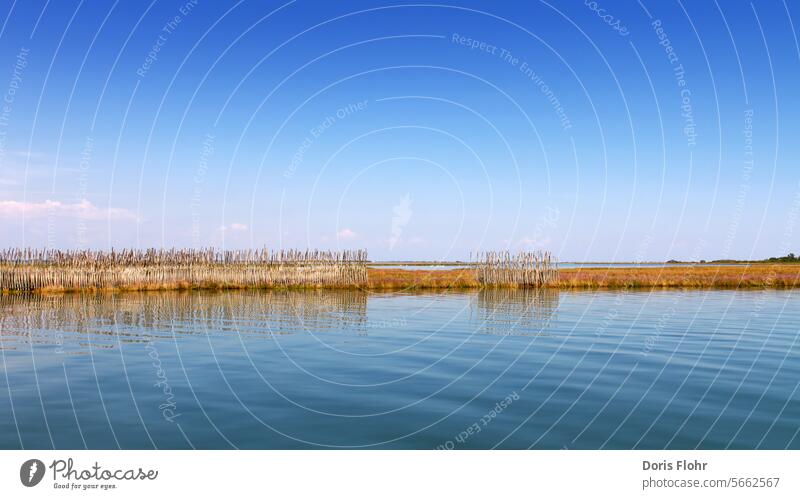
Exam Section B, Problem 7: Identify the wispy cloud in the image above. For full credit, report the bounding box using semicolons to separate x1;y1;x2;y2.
0;199;137;221
2;150;49;162
337;228;357;240
217;222;248;233
389;193;412;250
0;150;50;170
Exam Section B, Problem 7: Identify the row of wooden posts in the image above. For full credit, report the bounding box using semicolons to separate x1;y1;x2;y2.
473;250;558;287
0;248;369;291
0;248;558;291
0;248;368;266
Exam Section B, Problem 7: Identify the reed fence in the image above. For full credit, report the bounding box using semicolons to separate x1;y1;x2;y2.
473;250;558;287
0;248;368;292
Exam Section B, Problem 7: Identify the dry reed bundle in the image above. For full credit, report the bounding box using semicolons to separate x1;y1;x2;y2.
0;248;368;292
472;250;558;287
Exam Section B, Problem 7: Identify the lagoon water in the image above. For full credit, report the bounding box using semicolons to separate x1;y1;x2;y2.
0;289;798;449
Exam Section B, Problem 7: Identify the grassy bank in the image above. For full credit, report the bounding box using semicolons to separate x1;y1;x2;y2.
365;267;478;289
4;262;799;293
365;264;800;290
1;249;557;292
553;264;800;289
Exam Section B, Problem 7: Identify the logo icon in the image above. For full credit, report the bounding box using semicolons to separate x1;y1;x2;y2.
20;459;45;487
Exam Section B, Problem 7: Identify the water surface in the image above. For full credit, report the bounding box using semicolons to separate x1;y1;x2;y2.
0;289;797;449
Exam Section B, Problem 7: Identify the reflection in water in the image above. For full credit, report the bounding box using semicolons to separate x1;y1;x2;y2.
471;288;559;336
0;289;562;352
0;290;368;353
1;289;799;449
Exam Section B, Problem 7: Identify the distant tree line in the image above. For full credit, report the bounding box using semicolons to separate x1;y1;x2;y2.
763;253;800;263
665;253;800;264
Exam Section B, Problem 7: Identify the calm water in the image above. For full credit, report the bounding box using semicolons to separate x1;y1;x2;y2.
0;289;798;449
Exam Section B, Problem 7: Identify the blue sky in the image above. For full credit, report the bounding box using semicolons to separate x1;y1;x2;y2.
0;0;798;261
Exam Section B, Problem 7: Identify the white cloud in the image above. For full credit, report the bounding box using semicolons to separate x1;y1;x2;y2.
337;228;357;239
517;235;551;249
218;223;248;233
389;193;412;249
0;199;137;221
6;150;48;161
